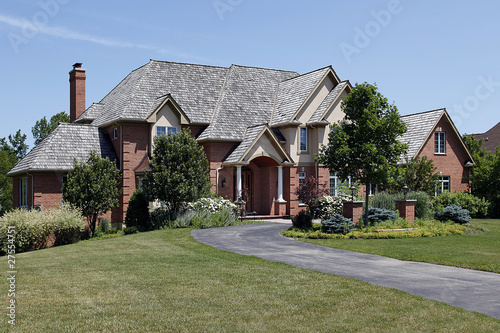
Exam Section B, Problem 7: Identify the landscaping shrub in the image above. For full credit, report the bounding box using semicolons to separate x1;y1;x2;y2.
125;189;153;231
315;196;348;220
369;191;431;219
433;191;490;218
434;204;471;224
123;226;139;235
149;205;178;230
186;197;237;214
174;208;237;229
292;210;313;229
0;206;85;254
321;214;354;234
361;207;397;226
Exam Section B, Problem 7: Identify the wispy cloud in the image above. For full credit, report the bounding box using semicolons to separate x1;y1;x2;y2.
0;13;210;62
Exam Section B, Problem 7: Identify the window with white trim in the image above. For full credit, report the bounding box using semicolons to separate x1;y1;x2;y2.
156;126;177;137
435;132;446;154
20;177;28;208
299;127;307;152
329;173;352;197
435;176;450;196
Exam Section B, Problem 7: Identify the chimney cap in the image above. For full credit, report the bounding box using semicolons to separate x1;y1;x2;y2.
73;62;83;69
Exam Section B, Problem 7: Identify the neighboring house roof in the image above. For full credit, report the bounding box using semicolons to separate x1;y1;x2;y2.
7;123;117;176
473;122;500;154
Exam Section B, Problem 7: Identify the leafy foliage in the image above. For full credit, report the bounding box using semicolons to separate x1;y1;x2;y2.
388;156;440;195
32;111;70;145
369;190;432;219
186;197;237;214
434;204;471;225
432;191;489;218
318;82;407;226
361;207;397;226
125;189;153;231
321;214;355;234
291;210;313;229
0;206;85;254
145;129;211;213
293;176;329;218
175;208;237;229
63;151;120;237
0;148;17;216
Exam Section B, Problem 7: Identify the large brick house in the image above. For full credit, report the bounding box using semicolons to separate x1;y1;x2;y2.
7;61;474;223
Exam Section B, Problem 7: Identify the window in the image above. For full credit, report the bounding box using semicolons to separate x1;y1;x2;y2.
298;171;306;204
299;127;307;152
156;126;177;137
435;176;450;196
330;173;352;197
19;177;28;208
435;132;446;154
113;127;118;140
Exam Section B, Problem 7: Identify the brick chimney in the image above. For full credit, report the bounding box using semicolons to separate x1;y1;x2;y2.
69;62;86;122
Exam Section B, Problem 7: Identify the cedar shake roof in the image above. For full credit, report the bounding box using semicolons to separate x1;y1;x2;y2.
308;81;348;124
399;109;444;159
272;67;331;126
7;123;117;176
473;122;500;154
197;65;298;141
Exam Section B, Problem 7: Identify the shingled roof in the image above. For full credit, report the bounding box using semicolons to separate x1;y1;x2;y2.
7;123;117;176
399;109;444;160
473;122;500;154
78;60;230;127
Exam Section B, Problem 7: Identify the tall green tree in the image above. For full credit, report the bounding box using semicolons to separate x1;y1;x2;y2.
8;130;28;160
0;148;17;215
463;134;500;216
388;156;440;195
32;111;70;145
63;151;121;237
145;129;211;213
318;82;407;226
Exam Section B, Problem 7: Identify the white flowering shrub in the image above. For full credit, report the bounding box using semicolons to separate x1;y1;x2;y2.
186;197;237;214
315;196;349;220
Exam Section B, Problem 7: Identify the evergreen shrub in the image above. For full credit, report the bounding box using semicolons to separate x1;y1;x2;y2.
321;214;354;234
292;210;313;229
434;204;471;224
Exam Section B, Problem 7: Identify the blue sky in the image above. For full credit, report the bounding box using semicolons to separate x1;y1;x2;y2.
1;0;499;149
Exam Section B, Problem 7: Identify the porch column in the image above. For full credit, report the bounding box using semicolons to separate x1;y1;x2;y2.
277;166;285;202
236;165;242;199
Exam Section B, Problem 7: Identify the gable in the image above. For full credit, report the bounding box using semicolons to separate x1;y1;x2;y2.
224;125;293;165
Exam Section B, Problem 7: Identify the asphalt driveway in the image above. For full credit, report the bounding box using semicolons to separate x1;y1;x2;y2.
191;222;500;319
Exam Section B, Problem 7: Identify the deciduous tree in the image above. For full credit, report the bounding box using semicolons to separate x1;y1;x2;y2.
318;82;407;226
32;111;70;145
63;151;120;237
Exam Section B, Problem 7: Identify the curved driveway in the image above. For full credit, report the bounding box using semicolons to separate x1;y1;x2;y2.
191;222;500;319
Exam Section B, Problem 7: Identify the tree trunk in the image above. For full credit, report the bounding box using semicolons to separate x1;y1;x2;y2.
364;188;370;227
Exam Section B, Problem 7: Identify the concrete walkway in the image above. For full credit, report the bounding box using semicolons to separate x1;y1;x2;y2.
191;222;500;319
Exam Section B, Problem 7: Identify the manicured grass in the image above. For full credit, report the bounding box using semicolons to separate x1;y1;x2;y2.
2;228;500;332
301;219;500;273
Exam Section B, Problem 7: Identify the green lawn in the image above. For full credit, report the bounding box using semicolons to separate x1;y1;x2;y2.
301;219;500;273
2;227;500;332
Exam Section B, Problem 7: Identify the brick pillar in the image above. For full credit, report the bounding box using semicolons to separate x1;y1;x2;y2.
343;201;364;225
274;201;287;216
395;200;417;223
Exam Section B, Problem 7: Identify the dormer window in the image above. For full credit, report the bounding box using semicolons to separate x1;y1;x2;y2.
435;132;446;154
